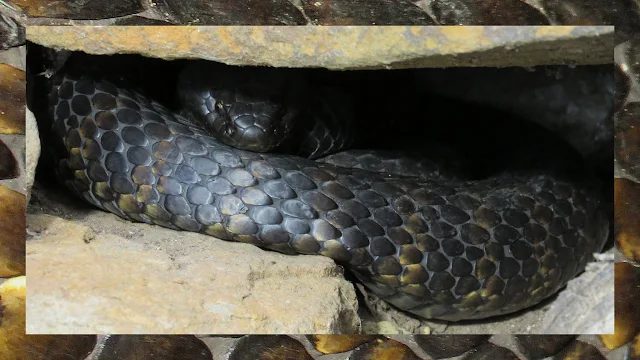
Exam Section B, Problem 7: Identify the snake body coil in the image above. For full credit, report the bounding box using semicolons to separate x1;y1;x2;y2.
45;63;608;321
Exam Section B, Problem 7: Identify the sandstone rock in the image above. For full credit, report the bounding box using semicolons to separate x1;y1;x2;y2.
26;214;360;334
25;26;612;69
25;108;39;201
538;260;615;334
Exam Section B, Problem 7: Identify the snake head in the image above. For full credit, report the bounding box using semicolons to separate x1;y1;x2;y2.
178;61;304;153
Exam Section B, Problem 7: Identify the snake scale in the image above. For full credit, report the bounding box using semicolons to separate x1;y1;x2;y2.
44;60;609;321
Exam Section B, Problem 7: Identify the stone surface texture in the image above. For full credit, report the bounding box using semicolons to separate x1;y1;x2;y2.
26;214;360;334
538;260;614;334
25;108;38;201
25;26;613;69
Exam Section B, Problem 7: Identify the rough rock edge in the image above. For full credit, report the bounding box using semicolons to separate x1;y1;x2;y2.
25;109;39;203
26;214;362;334
538;259;615;334
25;26;613;70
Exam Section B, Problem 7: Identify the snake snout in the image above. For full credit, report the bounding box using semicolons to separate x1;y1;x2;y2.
202;97;294;153
221;103;295;152
178;61;306;154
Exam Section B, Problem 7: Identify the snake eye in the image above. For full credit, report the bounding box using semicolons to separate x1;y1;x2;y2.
224;123;236;136
213;101;228;119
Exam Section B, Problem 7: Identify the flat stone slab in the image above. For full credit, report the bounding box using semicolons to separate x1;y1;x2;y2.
538;260;615;334
25;26;613;69
26;214;360;334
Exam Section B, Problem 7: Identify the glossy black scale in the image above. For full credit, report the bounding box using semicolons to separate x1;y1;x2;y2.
44;61;610;322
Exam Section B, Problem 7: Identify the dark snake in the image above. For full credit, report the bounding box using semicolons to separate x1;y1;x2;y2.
44;60;609;321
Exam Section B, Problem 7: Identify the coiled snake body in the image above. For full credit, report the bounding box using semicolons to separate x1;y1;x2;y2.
45;61;608;321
